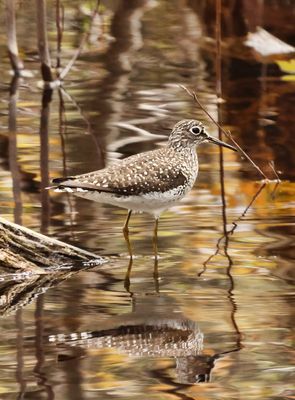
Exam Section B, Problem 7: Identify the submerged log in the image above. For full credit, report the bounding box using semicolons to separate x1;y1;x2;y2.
0;217;104;273
0;217;107;316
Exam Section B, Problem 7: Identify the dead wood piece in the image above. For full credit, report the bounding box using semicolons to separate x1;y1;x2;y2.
0;217;103;272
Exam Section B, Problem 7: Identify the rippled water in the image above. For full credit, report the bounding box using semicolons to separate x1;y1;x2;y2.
0;1;294;399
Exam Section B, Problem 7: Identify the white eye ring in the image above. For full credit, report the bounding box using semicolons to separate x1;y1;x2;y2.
190;126;201;135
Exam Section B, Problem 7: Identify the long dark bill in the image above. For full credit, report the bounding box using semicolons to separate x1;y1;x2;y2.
207;135;237;151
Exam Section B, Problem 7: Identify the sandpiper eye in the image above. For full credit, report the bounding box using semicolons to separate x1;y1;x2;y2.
191;126;201;135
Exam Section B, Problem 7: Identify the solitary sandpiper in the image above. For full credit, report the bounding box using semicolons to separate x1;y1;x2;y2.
51;119;236;257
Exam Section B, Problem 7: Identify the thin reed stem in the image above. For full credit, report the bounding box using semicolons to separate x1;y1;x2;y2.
56;0;64;70
36;0;53;82
5;0;24;75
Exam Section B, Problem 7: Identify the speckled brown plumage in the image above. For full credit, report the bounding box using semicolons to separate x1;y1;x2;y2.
54;146;195;196
52;119;236;217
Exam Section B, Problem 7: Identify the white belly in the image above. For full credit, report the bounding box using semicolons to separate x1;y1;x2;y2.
63;185;192;218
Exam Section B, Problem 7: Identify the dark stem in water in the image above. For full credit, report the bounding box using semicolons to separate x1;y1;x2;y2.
33;296;55;399
217;0;242;351
36;0;53;82
8;76;23;225
58;88;68;176
39;89;53;233
15;310;27;400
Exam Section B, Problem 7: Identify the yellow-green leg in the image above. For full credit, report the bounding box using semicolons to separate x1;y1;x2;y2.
152;217;159;260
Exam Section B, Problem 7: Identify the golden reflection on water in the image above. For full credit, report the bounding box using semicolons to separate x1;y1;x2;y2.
0;0;294;399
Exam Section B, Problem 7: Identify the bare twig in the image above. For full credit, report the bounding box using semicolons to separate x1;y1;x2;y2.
5;0;24;75
269;163;280;199
228;183;266;235
201;182;266;269
59;0;101;80
59;86;91;133
179;85;269;180
198;235;223;277
59;86;104;165
269;160;281;183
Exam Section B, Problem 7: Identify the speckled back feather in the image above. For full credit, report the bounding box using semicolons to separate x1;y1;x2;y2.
53;145;198;197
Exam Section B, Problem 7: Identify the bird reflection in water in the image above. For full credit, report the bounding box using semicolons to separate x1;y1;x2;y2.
49;317;234;384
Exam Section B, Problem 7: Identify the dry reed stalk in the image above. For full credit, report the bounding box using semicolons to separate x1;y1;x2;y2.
56;0;64;70
36;0;53;82
5;0;24;74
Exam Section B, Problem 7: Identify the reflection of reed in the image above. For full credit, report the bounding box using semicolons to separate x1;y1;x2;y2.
201;181;266;274
215;0;241;352
34;296;54;399
57;88;78;239
15;309;27;400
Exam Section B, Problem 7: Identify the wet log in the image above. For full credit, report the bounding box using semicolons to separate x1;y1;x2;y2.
0;217;103;273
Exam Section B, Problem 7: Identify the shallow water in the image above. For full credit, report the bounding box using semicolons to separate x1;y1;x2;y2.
0;1;294;399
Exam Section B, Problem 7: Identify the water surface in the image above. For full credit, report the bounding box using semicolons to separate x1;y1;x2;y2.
0;1;294;399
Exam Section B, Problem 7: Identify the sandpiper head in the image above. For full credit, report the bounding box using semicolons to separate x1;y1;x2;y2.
169;119;236;151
